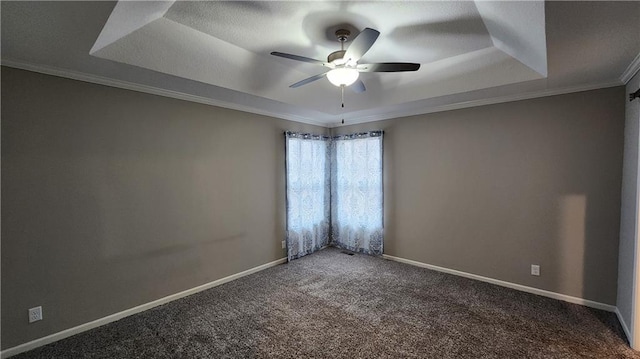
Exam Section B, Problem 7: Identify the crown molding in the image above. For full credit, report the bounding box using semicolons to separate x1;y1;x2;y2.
621;51;640;84
0;59;330;128
332;80;623;128
2;59;624;129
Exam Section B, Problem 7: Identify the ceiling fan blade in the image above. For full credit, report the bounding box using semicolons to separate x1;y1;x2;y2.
343;28;380;63
350;80;366;93
357;62;421;72
290;72;327;88
271;52;330;67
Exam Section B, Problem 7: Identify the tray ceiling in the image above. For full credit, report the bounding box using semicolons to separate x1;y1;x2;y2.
2;1;639;127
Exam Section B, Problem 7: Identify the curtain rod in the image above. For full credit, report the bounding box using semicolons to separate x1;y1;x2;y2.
284;130;384;139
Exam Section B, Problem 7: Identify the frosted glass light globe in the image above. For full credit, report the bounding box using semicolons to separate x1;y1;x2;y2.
327;68;359;87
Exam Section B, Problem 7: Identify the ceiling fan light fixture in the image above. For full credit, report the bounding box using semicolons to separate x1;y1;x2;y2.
327;68;359;87
272;27;417;92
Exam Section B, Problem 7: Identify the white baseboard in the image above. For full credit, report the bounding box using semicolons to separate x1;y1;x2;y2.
2;253;624;357
616;308;633;345
0;257;287;359
382;254;617;312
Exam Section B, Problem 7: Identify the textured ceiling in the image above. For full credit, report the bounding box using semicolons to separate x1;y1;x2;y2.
90;1;545;117
2;1;639;127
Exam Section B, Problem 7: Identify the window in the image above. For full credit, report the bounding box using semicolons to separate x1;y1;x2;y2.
332;133;383;255
285;131;383;260
285;133;330;261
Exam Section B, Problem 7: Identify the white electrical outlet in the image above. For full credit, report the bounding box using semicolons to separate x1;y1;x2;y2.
531;264;540;276
281;240;286;249
29;306;43;323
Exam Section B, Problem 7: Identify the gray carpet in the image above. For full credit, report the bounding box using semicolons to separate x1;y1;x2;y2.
14;247;638;358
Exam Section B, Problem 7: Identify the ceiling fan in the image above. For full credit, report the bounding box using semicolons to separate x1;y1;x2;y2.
271;28;420;95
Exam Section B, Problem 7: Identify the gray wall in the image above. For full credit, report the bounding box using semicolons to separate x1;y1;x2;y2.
618;70;640;346
334;87;625;306
1;66;627;350
1;67;326;349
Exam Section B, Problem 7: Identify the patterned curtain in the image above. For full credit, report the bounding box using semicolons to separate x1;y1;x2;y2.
285;132;330;261
331;131;384;255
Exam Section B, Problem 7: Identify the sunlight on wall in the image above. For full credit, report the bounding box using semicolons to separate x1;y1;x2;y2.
558;194;586;296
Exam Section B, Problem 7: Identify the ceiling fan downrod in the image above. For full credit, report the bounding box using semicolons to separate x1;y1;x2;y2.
328;29;350;64
336;29;350;51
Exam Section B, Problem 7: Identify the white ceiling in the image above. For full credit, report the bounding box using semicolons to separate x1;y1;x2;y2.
2;1;639;127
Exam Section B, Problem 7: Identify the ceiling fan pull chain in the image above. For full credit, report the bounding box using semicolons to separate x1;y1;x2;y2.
341;85;345;108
